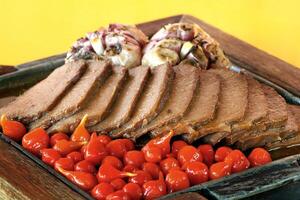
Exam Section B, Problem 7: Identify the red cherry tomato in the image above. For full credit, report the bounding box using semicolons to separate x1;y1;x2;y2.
142;162;161;179
98;134;112;146
67;151;84;163
0;115;26;141
53;139;85;156
177;145;203;166
84;133;107;164
165;169;190;193
70;114;90;142
159;157;180;175
111;178;126;190
74;160;97;174
197;144;214;167
97;163;135;183
54;157;74;171
50;132;69;147
182;161;208;185
171;140;187;158
102;156;124;170
91;183;115;200
248;148;272;167
105;190;131;200
143;146;162;163
224;150;250;173
123;150;145;168
215;146;232;162
123;164;139;173
40;148;61;167
22;128;49;155
128;170;152;187
143;172;167;199
123;183;142;200
209;162;231;180
119;139;135;151
106;140;128;159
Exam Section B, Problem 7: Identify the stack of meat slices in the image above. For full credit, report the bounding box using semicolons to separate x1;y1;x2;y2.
1;59;299;150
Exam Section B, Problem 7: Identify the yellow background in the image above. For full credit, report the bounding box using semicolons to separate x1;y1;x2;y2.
1;0;299;67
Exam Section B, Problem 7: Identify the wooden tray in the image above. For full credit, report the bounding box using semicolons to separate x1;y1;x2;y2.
1;15;300;200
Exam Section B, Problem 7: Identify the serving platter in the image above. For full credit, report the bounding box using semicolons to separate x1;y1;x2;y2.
1;14;300;200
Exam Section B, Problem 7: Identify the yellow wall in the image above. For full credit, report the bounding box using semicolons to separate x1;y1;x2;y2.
1;0;299;67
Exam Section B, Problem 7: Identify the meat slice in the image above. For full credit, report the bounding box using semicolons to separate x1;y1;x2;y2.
266;104;300;150
151;70;221;137
183;69;248;143
89;66;150;133
0;60;87;124
109;64;173;138
224;78;268;145
47;67;127;134
29;61;111;130
126;64;199;141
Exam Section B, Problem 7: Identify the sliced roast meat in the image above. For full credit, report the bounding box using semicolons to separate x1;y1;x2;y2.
0;60;87;124
224;78;268;145
47;67;127;134
235;129;281;151
266;104;300;150
261;85;288;128
29;61;111;130
127;64;199;141
225;84;288;145
89;66;150;133
183;69;248;143
278;108;298;139
109;64;173;138
151;70;221;137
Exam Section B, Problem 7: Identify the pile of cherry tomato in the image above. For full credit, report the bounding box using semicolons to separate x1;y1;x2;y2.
0;114;272;200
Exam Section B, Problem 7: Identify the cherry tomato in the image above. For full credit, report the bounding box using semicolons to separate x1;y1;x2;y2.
143;172;167;199
171;140;187;158
128;170;152;187
57;167;97;191
53;139;85;156
182;161;208;185
224;150;250;173
248;148;272;167
67;151;84;163
40;148;61;167
106;140;128;159
160;157;180;175
177;145;203;166
102;156;124;170
123;183;142;200
91;183;115;200
50;132;69;147
142;162;161;179
209;162;231;180
197;144;214;167
165;169;190;193
22;128;49;155
74;160;97;174
98;134;112;146
0;115;26;141
84;133;107;164
124;150;145;168
119;139;135;151
143;146;162;163
215;146;232;162
142;130;174;158
123;164;139;173
70;114;90;142
97;163;135;183
111;178;126;190
54;157;74;171
105;190;131;200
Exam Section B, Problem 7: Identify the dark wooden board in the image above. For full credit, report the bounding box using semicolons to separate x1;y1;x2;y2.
0;139;85;200
1;14;300;200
